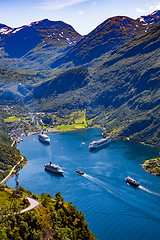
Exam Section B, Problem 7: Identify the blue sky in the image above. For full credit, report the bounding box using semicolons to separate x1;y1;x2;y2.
0;0;160;35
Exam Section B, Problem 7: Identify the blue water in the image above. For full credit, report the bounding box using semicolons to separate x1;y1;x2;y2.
7;129;160;240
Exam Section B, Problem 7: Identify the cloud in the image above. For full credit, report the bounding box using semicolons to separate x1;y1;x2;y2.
78;10;84;15
149;2;160;11
37;0;91;10
136;8;146;13
136;2;160;15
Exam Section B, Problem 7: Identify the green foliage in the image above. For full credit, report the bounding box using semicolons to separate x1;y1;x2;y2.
51;16;157;67
32;67;89;99
0;66;40;84
0;109;27;182
0;187;28;215
142;158;160;175
0;190;97;240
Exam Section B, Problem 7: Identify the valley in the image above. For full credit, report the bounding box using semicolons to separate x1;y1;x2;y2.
0;11;160;183
1;4;160;240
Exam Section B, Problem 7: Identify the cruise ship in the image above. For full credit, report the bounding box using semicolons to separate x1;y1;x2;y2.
89;136;111;150
44;162;64;174
38;133;50;144
125;176;140;187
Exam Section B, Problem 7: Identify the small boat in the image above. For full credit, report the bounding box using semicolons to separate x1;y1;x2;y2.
125;176;140;187
76;169;84;175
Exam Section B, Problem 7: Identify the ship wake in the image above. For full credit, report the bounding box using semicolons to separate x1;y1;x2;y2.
138;185;160;197
83;173;124;200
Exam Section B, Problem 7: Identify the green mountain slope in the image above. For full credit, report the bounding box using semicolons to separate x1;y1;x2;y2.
29;23;160;147
0;19;82;73
0;19;82;58
32;67;90;98
0;66;46;103
51;11;160;68
0;188;97;240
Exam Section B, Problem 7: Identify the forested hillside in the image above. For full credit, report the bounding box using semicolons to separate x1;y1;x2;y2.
28;23;160;147
0;11;160;148
0;109;25;181
51;10;160;68
0;187;97;240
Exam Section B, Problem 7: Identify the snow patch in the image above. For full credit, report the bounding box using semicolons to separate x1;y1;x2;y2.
0;27;12;35
151;10;159;16
139;17;145;22
12;27;23;34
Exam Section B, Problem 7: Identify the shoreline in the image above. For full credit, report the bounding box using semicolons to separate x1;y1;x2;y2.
0;155;25;186
141;165;159;176
2;127;159;185
142;158;160;176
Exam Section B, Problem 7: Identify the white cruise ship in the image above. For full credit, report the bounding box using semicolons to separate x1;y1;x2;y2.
38;133;50;144
44;162;64;174
89;137;111;150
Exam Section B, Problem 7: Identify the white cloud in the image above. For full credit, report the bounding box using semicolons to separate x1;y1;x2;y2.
149;2;160;11
78;10;84;15
92;1;96;6
37;0;91;10
136;8;146;13
136;2;160;15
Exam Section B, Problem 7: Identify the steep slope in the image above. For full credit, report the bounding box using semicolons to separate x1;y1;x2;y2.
32;67;89;99
0;19;82;59
51;10;160;68
88;23;160;146
0;66;44;103
29;23;160;147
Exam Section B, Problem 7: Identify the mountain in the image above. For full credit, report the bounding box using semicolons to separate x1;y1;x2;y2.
0;66;44;104
51;10;160;68
0;19;82;58
29;22;160;147
0;11;159;74
137;10;160;25
32;67;89;98
0;11;160;147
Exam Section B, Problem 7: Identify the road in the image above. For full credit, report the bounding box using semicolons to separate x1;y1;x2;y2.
0;156;24;185
20;196;39;214
1;195;40;217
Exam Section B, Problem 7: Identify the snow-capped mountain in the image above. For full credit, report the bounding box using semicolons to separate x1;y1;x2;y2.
0;19;82;58
137;10;160;25
50;10;160;67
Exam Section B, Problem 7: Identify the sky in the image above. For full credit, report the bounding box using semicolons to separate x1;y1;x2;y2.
0;0;160;35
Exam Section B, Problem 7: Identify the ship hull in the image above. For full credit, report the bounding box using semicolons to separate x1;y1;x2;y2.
125;177;140;187
38;134;50;144
89;138;111;150
76;169;84;175
45;166;63;174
